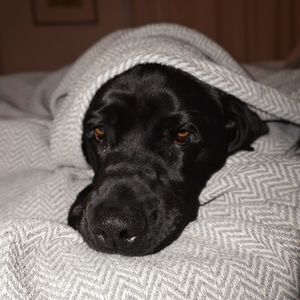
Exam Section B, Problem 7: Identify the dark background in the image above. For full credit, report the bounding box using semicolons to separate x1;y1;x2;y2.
0;0;299;74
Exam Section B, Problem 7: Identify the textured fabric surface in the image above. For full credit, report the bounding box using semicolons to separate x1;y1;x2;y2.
0;23;299;299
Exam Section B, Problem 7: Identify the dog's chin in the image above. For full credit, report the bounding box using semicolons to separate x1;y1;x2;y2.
77;214;189;256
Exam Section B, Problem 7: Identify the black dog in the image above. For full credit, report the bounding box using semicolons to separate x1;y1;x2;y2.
68;63;268;256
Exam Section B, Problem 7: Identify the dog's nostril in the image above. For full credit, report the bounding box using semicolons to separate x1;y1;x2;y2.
97;230;107;240
126;235;137;242
119;230;137;242
95;211;145;248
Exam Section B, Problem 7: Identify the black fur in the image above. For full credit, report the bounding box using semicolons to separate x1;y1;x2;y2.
68;63;268;256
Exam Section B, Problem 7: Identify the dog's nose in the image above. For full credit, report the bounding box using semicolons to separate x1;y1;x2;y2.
95;209;145;249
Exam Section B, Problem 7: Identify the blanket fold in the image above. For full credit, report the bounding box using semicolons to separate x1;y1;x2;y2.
0;23;299;299
50;24;300;169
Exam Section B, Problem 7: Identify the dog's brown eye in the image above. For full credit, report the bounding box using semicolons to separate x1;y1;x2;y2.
173;130;190;145
95;127;105;141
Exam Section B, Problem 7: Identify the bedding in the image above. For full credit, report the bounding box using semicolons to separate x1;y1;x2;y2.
0;23;299;299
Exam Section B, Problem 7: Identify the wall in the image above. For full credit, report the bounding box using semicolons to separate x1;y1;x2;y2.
0;0;130;73
0;0;299;74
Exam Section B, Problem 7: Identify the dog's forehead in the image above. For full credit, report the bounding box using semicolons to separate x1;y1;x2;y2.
89;63;223;128
101;72;182;116
120;87;180;128
109;64;221;112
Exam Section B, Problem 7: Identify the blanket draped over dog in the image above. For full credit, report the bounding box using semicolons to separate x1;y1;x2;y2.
0;24;299;299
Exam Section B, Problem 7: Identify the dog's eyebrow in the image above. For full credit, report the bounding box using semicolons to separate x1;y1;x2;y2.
87;97;130;121
85;106;116;130
168;110;206;124
103;90;135;105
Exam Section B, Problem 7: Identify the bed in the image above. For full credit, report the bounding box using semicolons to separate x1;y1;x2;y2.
0;24;299;299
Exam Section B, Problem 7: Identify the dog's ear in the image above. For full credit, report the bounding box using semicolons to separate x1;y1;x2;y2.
221;94;268;154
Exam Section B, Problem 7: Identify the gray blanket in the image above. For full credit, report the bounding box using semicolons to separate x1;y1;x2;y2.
0;24;299;299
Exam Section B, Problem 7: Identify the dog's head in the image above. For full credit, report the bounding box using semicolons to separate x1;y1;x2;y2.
68;63;268;256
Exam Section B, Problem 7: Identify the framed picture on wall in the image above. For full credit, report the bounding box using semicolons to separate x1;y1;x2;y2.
31;0;97;25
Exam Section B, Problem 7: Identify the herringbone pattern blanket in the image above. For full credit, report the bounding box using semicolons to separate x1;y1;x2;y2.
0;24;299;299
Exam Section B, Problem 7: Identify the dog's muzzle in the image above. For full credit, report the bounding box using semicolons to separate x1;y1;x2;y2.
80;151;169;255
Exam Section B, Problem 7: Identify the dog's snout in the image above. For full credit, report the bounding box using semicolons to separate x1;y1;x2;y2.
95;207;145;250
